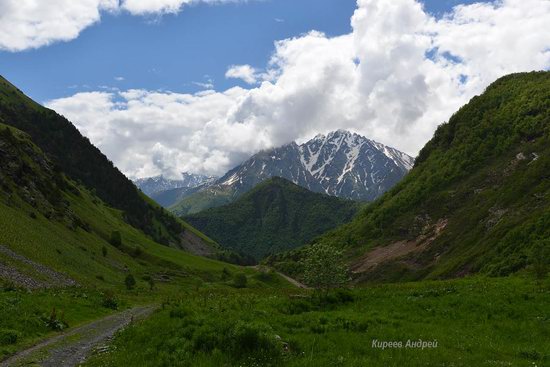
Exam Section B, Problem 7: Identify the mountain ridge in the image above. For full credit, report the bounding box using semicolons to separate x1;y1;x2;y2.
170;130;414;215
134;172;217;196
0;75;213;250
268;71;550;283
184;177;361;261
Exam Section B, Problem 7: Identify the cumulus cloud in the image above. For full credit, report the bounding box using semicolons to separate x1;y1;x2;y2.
225;65;260;84
0;0;117;51
0;0;249;51
47;0;550;178
121;0;247;15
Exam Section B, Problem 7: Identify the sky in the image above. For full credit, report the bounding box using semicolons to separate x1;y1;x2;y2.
1;0;549;179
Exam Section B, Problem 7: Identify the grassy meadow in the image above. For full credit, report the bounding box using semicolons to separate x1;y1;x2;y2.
83;275;549;367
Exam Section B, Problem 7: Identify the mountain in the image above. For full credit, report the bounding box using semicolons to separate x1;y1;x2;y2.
134;172;217;196
149;186;201;208
269;72;550;283
0;75;201;248
184;177;361;261
171;130;414;215
0;122;232;289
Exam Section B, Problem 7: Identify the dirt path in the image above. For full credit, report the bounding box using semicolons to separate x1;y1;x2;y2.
275;271;310;289
251;265;310;289
1;305;156;367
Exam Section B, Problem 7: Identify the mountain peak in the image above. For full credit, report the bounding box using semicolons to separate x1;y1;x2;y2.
135;172;218;196
170;130;415;214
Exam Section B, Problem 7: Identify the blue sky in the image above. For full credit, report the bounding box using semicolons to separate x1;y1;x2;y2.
1;0;486;103
3;0;547;178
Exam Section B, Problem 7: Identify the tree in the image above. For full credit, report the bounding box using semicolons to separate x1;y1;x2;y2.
110;231;122;247
302;243;348;291
125;274;136;290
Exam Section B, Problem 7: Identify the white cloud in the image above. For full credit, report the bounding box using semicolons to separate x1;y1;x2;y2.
121;0;247;15
47;0;550;179
0;0;249;51
225;65;260;84
0;0;117;51
114;76;125;81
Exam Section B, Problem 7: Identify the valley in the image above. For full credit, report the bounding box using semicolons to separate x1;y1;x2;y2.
1;71;548;366
2;0;550;364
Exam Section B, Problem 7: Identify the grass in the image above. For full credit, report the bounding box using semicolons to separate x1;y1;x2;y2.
83;275;549;367
0;288;116;359
0;121;292;361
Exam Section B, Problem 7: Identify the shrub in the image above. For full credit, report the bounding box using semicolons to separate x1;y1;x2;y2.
43;308;68;331
532;239;549;281
1;280;18;292
254;271;274;283
221;267;232;281
281;298;313;315
132;246;143;258
302;244;348;291
229;321;281;360
146;276;155;291
101;290;118;309
101;246;107;257
125;274;136;290
233;273;247;288
0;329;21;345
169;306;190;319
110;231;122;247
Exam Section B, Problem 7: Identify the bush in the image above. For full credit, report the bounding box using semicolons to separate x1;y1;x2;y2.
132;246;143;258
532;239;549;281
221;267;232;281
302;244;348;291
169;306;191;319
110;231;122;247
320;289;355;305
229;321;280;358
43;308;68;331
125;274;136;290
102;246;107;257
254;271;274;283
233;273;247;288
101;290;118;310
0;329;21;345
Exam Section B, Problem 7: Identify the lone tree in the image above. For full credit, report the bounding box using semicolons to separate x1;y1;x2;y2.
302;243;348;291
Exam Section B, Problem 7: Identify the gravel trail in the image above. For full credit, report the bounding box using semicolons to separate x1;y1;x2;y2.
1;305;155;367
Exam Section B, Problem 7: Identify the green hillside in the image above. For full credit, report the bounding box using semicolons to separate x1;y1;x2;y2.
270;72;550;282
170;185;236;216
151;186;196;208
0;76;192;247
184;177;360;261
0;123;289;358
0;123;237;287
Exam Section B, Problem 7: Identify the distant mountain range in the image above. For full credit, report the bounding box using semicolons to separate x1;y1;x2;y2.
169;130;414;215
134;172;217;196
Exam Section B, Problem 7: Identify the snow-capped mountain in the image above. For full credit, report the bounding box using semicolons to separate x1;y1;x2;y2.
134;172;217;196
218;130;413;201
170;130;414;215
